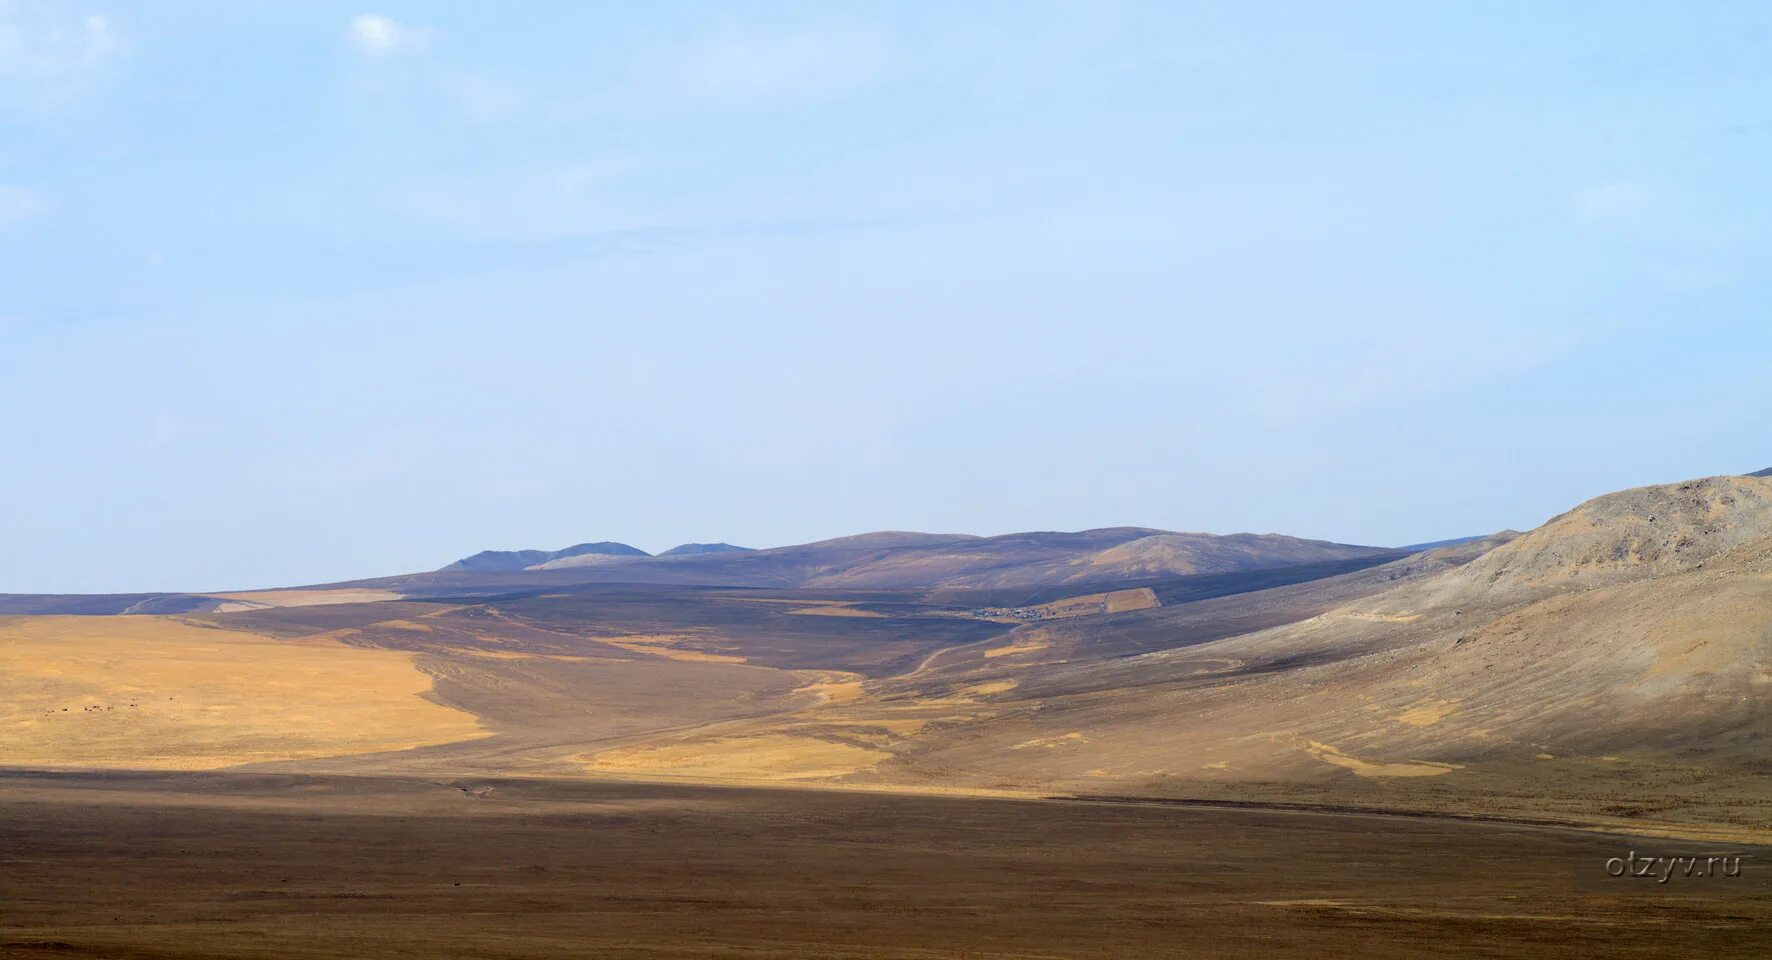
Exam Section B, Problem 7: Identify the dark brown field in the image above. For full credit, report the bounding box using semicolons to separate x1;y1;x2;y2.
3;771;1768;960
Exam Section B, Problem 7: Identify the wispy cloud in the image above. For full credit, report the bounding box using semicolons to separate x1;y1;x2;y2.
347;13;431;58
0;4;123;109
0;184;49;227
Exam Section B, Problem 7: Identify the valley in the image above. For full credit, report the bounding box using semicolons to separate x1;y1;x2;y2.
7;473;1772;956
7;475;1772;841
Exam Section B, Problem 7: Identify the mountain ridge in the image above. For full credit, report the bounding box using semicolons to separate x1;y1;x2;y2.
659;542;755;557
413;527;1400;595
0;527;1403;611
441;541;649;573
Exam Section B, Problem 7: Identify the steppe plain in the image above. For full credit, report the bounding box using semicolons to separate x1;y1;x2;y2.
7;476;1772;957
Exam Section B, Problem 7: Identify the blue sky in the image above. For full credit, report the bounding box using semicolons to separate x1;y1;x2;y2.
2;1;1769;593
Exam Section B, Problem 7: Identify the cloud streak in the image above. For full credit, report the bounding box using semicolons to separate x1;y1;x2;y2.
347;14;431;58
0;5;122;110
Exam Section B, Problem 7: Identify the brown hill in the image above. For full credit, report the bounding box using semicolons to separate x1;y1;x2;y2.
1436;474;1772;593
155;527;1395;601
15;473;1772;840
442;541;649;572
802;475;1772;836
0;527;1396;613
788;529;1394;591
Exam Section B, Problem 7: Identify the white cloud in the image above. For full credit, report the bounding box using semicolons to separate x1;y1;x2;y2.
1572;178;1653;223
0;5;123;108
347;14;430;58
0;184;49;227
627;21;893;111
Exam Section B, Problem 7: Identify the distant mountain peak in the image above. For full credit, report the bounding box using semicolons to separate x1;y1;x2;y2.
1749;467;1772;478
441;541;649;573
659;543;754;557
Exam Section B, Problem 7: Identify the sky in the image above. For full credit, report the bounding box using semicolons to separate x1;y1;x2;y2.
2;1;1770;593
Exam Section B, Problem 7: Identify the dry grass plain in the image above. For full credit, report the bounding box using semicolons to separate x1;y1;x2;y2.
3;771;1769;960
0;616;484;769
8;476;1772;956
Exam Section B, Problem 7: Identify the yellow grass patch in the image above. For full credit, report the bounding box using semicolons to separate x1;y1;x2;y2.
837;716;941;737
0;615;484;770
211;588;404;608
596;635;749;663
581;734;890;780
962;679;1019;698
1305;741;1461;778
1337;610;1424;624
724;597;886;617
454;649;616;663
984;637;1052;659
784;603;887;618
1391;699;1460;727
1010;732;1088;750
793;671;867;704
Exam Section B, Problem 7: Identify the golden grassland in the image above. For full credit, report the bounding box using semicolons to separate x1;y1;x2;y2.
210;588;405;609
581;733;892;780
594;633;751;662
0;615;485;769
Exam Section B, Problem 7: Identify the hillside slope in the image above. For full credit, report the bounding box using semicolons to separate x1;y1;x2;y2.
10;474;1772;839
816;475;1772;837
